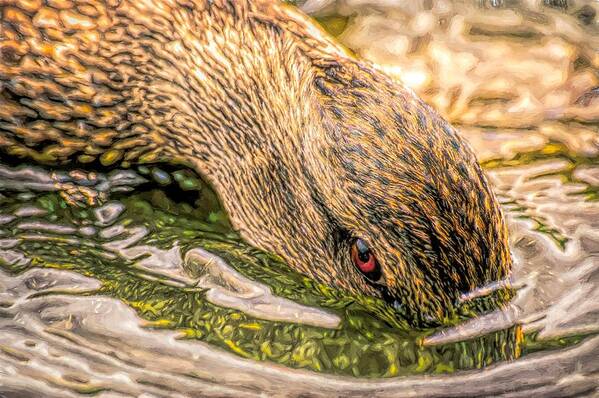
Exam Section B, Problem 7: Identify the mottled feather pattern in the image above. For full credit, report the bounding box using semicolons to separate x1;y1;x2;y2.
0;0;511;323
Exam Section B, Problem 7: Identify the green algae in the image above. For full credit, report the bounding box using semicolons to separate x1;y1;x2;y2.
0;176;525;378
1;138;596;377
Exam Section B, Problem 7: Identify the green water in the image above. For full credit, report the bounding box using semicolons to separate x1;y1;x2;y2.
0;158;587;378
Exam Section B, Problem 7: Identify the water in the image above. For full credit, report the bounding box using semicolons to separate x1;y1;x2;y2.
1;1;598;397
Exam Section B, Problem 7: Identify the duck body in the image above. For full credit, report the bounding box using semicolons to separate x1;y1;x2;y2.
0;0;512;323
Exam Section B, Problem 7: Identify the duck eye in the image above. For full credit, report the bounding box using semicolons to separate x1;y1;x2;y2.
351;238;381;281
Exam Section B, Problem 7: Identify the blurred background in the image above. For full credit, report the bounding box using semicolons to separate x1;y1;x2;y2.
302;0;598;163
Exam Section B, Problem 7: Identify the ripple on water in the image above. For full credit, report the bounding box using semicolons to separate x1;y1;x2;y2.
0;163;524;384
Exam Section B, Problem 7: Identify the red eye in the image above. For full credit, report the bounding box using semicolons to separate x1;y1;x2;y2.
351;238;378;275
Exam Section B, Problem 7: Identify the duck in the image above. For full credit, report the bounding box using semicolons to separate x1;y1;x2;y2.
0;0;512;324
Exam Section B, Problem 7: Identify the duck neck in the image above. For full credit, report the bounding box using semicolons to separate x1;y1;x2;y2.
138;2;340;281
